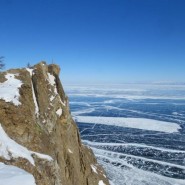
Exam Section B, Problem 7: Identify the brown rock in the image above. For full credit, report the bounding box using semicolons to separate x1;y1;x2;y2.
0;62;110;185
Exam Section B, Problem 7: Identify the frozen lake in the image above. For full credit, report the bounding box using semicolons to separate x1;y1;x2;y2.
65;84;185;185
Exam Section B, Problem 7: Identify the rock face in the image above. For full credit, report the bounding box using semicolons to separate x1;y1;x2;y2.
0;62;109;185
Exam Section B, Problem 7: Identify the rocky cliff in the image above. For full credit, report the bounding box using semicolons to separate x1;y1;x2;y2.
0;62;109;185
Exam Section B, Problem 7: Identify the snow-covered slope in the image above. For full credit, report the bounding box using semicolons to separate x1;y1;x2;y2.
0;124;52;165
0;162;36;185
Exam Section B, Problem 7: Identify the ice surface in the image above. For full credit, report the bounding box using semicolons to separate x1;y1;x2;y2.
91;146;185;185
66;84;185;185
0;162;36;185
0;73;23;106
0;124;52;165
93;147;185;170
72;108;95;116
84;140;185;153
75;116;181;133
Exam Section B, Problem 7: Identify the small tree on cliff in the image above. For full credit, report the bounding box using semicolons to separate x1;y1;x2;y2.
27;62;31;68
0;56;5;69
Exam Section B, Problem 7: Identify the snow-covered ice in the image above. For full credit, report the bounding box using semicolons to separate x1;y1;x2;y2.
72;108;95;116
91;146;185;185
0;73;23;106
0;162;36;185
75;116;181;133
84;140;185;154
67;83;185;185
0;124;53;165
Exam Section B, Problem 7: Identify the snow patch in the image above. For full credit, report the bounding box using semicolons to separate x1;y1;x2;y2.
0;162;36;185
47;73;58;94
26;68;39;116
75;116;181;133
32;152;53;161
68;149;73;154
56;108;62;117
47;73;66;106
31;82;39;116
50;95;55;102
0;124;53;165
91;164;98;174
99;180;106;185
0;73;23;106
26;68;33;76
47;73;55;86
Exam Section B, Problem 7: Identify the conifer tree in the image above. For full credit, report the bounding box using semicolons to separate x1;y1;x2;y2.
0;56;5;69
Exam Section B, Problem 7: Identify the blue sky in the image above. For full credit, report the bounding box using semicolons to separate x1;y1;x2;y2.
0;0;185;84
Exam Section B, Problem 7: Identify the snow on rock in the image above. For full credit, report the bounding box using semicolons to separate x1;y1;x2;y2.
0;73;23;106
56;108;62;117
47;73;58;94
31;81;39;116
99;180;106;185
31;152;53;161
0;124;53;166
47;72;66;106
68;149;73;154
47;73;55;86
26;69;39;116
91;164;98;174
50;95;55;102
0;162;36;185
60;99;66;106
75;116;181;133
26;68;33;76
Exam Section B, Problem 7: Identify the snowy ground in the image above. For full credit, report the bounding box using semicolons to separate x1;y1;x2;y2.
0;163;36;185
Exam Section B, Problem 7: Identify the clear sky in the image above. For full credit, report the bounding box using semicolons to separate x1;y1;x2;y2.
0;0;185;84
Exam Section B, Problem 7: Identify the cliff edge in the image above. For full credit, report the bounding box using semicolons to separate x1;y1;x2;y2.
0;62;109;185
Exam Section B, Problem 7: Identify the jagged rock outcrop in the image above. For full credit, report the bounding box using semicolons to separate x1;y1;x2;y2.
0;62;109;185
